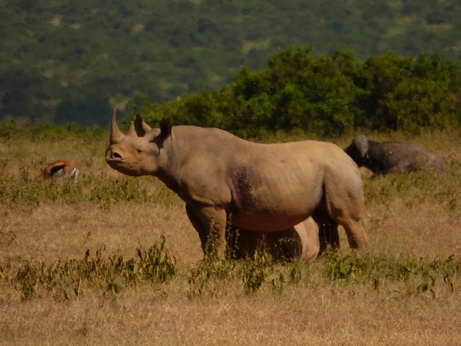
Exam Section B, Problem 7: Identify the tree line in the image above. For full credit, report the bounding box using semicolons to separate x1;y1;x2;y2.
132;47;461;138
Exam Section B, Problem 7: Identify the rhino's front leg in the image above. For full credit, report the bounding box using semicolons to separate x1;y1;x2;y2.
185;204;208;252
185;204;227;257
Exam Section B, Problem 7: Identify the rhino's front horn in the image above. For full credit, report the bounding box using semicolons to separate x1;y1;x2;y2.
110;108;124;143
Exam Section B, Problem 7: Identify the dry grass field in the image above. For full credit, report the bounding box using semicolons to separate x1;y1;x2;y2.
1;130;460;345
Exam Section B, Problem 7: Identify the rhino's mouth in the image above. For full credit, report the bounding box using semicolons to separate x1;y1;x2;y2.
106;160;138;177
106;159;122;170
106;156;129;169
105;152;142;176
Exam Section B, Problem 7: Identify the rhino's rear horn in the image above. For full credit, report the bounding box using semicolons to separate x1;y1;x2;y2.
126;121;137;137
110;108;124;143
139;115;152;133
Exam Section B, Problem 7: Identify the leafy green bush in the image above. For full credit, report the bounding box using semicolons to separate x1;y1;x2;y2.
241;244;274;294
139;48;461;137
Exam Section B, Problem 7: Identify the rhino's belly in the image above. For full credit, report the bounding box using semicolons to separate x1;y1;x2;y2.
227;167;323;231
229;195;321;231
230;212;311;233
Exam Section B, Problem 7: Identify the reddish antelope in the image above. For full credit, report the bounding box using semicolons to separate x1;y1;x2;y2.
36;160;80;183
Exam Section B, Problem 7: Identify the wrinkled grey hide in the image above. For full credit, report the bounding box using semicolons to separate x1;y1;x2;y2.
345;135;446;174
106;111;366;259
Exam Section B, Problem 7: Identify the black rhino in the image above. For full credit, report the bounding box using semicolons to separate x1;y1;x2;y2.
105;111;366;258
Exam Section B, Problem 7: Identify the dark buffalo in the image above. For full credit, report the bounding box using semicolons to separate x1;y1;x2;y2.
345;135;446;174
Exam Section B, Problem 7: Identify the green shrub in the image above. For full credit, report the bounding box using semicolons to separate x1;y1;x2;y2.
2;238;176;301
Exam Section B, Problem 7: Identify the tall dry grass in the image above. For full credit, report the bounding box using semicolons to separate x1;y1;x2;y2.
1;130;460;345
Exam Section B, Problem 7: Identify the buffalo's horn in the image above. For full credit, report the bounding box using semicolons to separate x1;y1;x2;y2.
110;108;124;143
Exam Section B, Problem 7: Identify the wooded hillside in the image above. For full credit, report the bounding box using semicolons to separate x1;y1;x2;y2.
1;0;461;127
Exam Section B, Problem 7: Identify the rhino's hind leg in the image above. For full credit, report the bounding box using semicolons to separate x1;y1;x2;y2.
339;217;366;250
326;198;366;250
312;195;340;255
319;222;340;254
313;212;339;255
322;172;367;250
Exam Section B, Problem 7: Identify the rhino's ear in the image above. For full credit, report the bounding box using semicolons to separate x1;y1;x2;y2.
160;118;172;139
133;114;151;137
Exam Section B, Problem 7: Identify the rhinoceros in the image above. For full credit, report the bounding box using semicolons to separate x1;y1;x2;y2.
105;110;366;258
227;218;319;262
345;135;446;175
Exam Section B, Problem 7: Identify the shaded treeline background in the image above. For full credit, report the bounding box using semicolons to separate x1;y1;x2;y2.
1;0;461;133
136;48;461;137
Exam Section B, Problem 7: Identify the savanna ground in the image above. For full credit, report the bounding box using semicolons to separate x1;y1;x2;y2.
1;130;460;345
